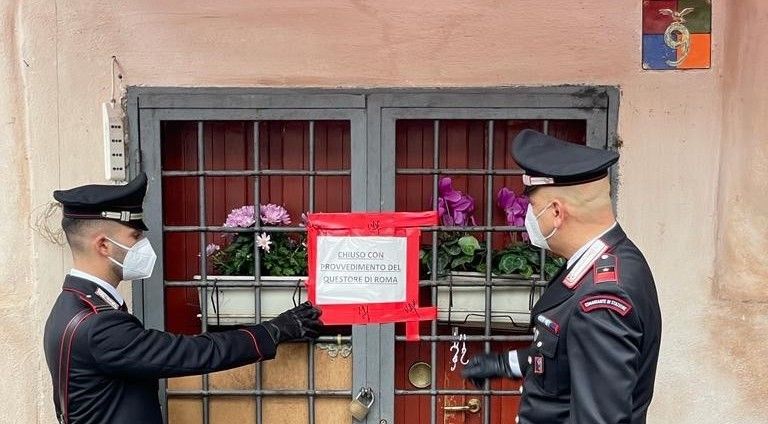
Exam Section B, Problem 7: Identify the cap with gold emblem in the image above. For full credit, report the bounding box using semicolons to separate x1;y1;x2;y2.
53;173;148;230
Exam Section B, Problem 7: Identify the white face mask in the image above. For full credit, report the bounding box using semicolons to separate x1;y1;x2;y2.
107;237;157;280
525;203;557;250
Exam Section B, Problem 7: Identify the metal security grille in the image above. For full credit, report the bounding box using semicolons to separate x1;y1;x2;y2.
390;119;586;424
160;120;354;424
126;87;618;424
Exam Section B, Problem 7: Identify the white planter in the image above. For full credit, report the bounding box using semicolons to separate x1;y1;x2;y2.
435;272;541;329
194;275;307;326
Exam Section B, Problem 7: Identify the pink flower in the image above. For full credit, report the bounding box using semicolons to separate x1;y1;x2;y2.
224;205;256;228
205;243;221;256
260;204;291;225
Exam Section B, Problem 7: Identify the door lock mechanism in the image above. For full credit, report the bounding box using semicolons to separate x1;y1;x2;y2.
349;387;375;421
443;398;481;414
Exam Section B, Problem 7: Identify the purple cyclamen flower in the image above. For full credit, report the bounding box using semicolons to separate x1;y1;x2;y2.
224;205;256;228
437;197;450;225
497;187;529;239
436;177;476;227
260;203;291;225
439;177;462;203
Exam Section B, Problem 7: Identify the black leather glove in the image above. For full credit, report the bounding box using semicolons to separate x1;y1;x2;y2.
263;302;323;344
461;352;513;389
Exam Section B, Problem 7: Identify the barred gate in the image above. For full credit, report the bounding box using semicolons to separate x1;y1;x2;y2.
127;87;618;424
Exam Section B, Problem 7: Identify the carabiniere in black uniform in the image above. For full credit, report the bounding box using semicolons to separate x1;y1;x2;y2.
515;223;661;423
44;274;277;424
44;173;322;424
462;130;662;423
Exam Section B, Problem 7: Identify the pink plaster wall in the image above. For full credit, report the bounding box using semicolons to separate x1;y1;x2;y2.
716;0;768;301
708;1;768;419
0;1;764;422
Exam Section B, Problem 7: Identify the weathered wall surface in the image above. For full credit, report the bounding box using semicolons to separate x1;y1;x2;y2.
716;0;768;301
0;2;39;423
710;0;768;419
0;1;764;423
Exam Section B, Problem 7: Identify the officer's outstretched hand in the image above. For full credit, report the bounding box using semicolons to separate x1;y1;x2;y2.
263;302;323;344
461;352;513;389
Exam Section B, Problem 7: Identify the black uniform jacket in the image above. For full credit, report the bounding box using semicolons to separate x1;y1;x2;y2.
516;224;662;424
44;275;277;424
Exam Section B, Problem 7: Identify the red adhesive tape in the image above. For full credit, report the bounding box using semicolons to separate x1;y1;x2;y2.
306;212;438;341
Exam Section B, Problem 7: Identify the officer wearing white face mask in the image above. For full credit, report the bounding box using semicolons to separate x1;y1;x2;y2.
105;236;157;281
463;130;662;424
43;173;323;424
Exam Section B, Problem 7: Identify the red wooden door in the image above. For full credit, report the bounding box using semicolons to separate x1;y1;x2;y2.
395;326;529;423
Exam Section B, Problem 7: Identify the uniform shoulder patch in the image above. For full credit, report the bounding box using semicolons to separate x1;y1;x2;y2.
579;294;633;316
593;254;619;284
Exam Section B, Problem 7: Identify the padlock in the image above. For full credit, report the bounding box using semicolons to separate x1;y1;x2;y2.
349;388;375;421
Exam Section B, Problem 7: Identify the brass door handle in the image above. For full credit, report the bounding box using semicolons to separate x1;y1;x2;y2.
443;398;481;413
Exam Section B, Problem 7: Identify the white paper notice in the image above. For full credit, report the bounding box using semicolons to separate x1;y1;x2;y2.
315;236;408;305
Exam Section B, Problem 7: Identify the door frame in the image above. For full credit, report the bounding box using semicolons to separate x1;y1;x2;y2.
125;86;620;424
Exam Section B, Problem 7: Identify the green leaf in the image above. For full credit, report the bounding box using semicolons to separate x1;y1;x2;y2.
436;254;451;276
521;264;534;278
544;263;559;279
498;254;515;274
498;254;526;274
451;255;474;269
524;248;541;265
445;244;462;256
458;236;481;256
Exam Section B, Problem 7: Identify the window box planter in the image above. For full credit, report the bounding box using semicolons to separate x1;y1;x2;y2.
435;271;542;329
194;275;307;326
